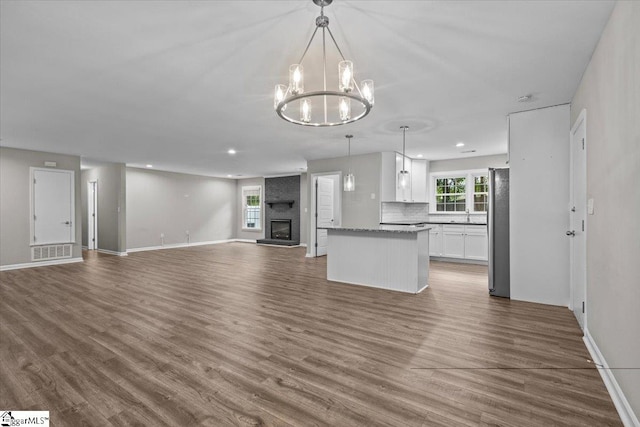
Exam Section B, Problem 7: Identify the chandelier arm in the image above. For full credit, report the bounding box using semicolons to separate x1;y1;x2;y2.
298;25;320;64
322;27;328;123
325;26;347;61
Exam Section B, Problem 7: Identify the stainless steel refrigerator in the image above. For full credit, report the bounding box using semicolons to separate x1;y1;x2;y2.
488;168;510;298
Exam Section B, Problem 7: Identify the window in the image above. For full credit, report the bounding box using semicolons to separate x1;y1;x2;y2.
435;177;466;211
242;186;262;230
431;169;489;213
473;175;488;212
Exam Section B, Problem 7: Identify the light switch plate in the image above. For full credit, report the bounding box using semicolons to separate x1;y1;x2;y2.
587;198;594;215
370;193;376;200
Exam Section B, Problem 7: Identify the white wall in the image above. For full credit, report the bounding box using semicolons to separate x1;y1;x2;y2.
235;177;265;241
126;168;236;250
429;154;508;173
509;104;570;307
571;1;640;421
0;147;83;266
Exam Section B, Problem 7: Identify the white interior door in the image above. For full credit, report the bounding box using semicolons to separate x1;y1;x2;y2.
316;176;334;256
88;181;97;250
570;112;587;329
32;168;75;245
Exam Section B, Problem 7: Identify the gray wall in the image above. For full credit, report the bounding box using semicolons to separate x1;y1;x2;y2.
299;173;308;245
429;154;508;173
81;162;126;253
235;177;265;241
308;152;383;230
126;168;236;250
571;0;640;418
0;147;82;266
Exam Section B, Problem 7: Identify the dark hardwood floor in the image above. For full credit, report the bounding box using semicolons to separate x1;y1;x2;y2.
0;243;621;426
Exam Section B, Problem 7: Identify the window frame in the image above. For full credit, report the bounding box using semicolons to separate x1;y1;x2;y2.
241;185;262;231
430;169;489;214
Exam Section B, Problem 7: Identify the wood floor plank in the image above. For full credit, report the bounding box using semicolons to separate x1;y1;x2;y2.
0;243;622;426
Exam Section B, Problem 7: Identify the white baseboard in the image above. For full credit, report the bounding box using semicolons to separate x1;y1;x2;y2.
127;239;235;253
584;328;639;427
234;239;257;243
299;243;308;247
97;249;128;257
0;257;84;271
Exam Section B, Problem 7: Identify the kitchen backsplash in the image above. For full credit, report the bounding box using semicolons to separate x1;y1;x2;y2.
381;202;429;223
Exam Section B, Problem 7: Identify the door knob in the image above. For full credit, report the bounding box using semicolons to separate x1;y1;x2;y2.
566;230;575;236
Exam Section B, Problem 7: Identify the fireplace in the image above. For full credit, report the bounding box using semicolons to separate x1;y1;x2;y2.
271;219;292;240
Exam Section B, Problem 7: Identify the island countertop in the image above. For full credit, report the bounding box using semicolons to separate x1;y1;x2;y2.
319;224;434;233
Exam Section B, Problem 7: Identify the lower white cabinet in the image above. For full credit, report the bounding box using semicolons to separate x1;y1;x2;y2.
429;225;443;256
442;225;465;258
431;224;488;262
464;225;488;261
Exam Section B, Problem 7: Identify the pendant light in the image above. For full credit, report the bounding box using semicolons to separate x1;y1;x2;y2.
344;134;355;192
398;126;410;190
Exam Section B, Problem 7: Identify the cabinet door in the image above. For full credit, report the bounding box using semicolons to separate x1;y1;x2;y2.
429;226;442;256
411;159;427;202
443;226;465;258
464;226;488;261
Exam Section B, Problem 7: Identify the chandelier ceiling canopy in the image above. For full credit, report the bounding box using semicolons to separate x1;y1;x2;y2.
274;0;375;127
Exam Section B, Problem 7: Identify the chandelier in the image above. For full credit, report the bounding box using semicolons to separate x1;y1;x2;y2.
274;0;375;127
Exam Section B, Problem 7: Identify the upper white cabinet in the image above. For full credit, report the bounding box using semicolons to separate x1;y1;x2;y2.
393;154;427;202
411;159;428;202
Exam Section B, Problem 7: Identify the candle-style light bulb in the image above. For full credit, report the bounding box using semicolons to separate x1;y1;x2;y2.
301;99;311;123
338;60;354;93
289;64;304;95
339;97;351;121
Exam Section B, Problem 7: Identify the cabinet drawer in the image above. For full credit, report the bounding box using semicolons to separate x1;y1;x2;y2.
443;225;465;233
465;225;486;234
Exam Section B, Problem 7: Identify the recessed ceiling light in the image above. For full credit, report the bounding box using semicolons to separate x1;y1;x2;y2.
227;149;236;155
456;142;465;147
416;154;423;158
146;164;153;168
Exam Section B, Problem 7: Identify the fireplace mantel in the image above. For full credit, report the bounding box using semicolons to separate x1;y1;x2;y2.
265;200;294;208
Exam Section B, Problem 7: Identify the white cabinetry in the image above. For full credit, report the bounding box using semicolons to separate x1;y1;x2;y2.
429;224;443;256
438;224;487;261
394;154;427;202
411;159;427;202
442;225;465;258
464;225;488;260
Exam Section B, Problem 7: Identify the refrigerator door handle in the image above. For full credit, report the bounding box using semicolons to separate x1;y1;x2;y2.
488;168;495;291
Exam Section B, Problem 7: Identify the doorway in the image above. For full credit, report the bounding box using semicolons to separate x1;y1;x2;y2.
309;173;341;257
569;109;587;329
87;181;98;250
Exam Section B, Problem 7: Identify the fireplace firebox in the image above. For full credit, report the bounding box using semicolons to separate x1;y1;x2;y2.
271;219;292;240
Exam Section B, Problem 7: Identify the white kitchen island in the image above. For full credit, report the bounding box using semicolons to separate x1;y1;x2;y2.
321;225;433;294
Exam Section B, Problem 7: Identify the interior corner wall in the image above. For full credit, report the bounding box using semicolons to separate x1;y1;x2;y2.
126;168;236;250
235;177;265;241
299;172;308;245
0;147;82;266
81;162;126;253
571;0;640;420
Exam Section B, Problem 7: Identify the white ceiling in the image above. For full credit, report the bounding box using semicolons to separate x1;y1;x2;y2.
0;1;614;178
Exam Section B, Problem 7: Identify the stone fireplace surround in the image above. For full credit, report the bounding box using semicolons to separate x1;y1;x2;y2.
256;175;300;246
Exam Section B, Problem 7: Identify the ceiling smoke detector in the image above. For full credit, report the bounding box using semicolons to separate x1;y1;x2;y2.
517;94;533;103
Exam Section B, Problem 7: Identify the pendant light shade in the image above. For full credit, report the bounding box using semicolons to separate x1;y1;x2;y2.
398;126;410;190
344;134;355;192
